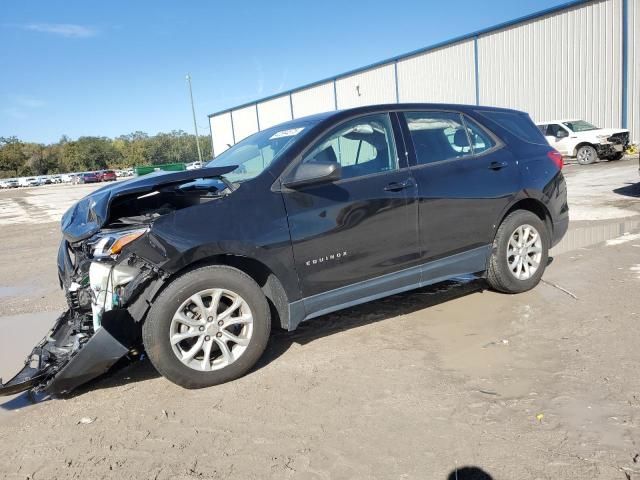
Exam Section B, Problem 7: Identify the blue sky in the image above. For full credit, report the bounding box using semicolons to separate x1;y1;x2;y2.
1;0;570;144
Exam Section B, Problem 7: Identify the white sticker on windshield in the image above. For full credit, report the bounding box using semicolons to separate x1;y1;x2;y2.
270;127;304;139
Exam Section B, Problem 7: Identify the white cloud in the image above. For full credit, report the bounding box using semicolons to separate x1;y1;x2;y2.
23;23;97;38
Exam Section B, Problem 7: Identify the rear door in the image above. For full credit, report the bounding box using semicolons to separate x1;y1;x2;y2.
280;113;420;303
399;110;520;264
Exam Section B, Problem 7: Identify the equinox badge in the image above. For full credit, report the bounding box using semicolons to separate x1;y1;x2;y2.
305;251;348;266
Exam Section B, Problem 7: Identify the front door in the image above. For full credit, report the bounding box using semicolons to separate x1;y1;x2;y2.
544;123;571;155
399;110;520;264
280;113;420;306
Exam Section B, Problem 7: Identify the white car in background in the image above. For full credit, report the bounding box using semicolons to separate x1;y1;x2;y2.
18;177;40;187
185;161;203;170
536;119;630;165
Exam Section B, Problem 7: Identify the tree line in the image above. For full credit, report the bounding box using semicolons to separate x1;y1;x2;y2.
0;131;212;178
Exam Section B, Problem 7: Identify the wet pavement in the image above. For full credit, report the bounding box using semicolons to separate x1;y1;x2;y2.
0;312;57;415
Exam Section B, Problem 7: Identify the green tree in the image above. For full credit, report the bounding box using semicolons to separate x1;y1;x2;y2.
0;137;27;176
0;129;213;178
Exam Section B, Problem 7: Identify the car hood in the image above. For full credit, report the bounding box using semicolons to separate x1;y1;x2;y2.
585;128;630;136
61;166;237;243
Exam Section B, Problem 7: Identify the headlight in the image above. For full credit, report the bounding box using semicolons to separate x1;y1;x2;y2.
92;228;147;259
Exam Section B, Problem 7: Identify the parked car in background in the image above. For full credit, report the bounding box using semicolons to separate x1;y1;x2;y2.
38;176;52;185
77;172;100;184
50;175;63;184
536;119;630;165
23;177;40;187
0;103;568;396
1;179;19;188
186;161;203;170
96;170;117;182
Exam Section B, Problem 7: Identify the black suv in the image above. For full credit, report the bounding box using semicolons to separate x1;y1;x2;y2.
0;104;568;396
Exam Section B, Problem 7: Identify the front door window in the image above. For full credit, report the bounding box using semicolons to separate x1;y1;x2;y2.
301;114;398;180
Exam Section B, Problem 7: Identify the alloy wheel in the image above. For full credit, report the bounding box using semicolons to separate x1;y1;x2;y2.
169;288;254;371
506;224;543;281
577;147;596;164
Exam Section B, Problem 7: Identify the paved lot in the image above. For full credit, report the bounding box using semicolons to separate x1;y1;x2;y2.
0;158;639;479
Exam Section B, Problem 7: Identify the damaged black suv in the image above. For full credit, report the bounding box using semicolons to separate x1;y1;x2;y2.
0;104;568;396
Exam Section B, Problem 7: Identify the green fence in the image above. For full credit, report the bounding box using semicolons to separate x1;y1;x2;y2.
134;163;186;176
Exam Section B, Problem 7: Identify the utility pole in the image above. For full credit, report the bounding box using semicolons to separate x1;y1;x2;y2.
185;73;203;162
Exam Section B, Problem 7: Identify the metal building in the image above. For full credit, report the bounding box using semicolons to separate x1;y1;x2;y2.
208;0;638;157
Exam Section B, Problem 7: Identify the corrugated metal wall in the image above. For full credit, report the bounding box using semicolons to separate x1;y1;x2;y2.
230;105;259;143
209;113;234;157
479;0;622;129
291;82;335;118
397;40;476;104
629;0;639;142
335;65;397;108
257;95;292;130
210;0;638;155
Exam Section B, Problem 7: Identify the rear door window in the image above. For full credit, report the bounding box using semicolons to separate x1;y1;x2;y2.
462;116;496;155
479;110;548;145
404;112;472;165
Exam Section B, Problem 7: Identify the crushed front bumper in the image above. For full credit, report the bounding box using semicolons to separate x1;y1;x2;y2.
0;310;133;397
1;233;163;397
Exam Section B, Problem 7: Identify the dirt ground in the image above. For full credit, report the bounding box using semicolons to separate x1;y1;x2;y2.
0;158;639;479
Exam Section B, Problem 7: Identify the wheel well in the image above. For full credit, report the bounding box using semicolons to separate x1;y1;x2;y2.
158;255;290;331
573;142;595;156
499;199;552;239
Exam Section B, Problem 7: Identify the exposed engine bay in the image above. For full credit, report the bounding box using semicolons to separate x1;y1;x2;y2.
0;167;236;397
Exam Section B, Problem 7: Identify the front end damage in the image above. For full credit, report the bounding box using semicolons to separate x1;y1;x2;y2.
0;235;162;397
0;167;236;397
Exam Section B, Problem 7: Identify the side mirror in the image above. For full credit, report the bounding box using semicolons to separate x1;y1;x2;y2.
283;161;341;189
556;129;568;138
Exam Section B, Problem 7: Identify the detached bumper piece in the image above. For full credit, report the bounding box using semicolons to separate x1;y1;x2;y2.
0;310;131;397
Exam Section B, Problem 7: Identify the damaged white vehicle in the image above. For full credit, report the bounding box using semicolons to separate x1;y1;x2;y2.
536;119;630;165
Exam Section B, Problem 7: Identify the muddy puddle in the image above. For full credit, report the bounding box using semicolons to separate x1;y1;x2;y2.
552;217;640;255
0;286;27;298
0;311;58;417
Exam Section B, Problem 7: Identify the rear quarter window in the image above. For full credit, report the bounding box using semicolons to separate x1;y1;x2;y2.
478;111;548;145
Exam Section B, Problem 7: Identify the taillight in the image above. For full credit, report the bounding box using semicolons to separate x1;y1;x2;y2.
547;150;564;170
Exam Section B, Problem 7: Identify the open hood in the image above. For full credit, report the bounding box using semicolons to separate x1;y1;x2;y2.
61;166;237;243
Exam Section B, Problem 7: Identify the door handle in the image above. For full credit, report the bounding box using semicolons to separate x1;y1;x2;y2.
384;178;415;192
488;161;508;170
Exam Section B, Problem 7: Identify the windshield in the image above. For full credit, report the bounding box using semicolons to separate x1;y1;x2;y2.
206;120;315;182
563;120;598;132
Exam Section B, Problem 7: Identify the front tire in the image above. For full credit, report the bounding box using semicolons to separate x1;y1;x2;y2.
142;265;271;389
487;210;549;293
576;145;598;165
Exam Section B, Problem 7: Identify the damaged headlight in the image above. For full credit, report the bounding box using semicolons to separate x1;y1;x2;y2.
92;228;148;259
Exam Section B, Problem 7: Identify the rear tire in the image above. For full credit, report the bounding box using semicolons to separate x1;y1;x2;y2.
487;210;549;293
142;265;271;389
576;145;598;165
